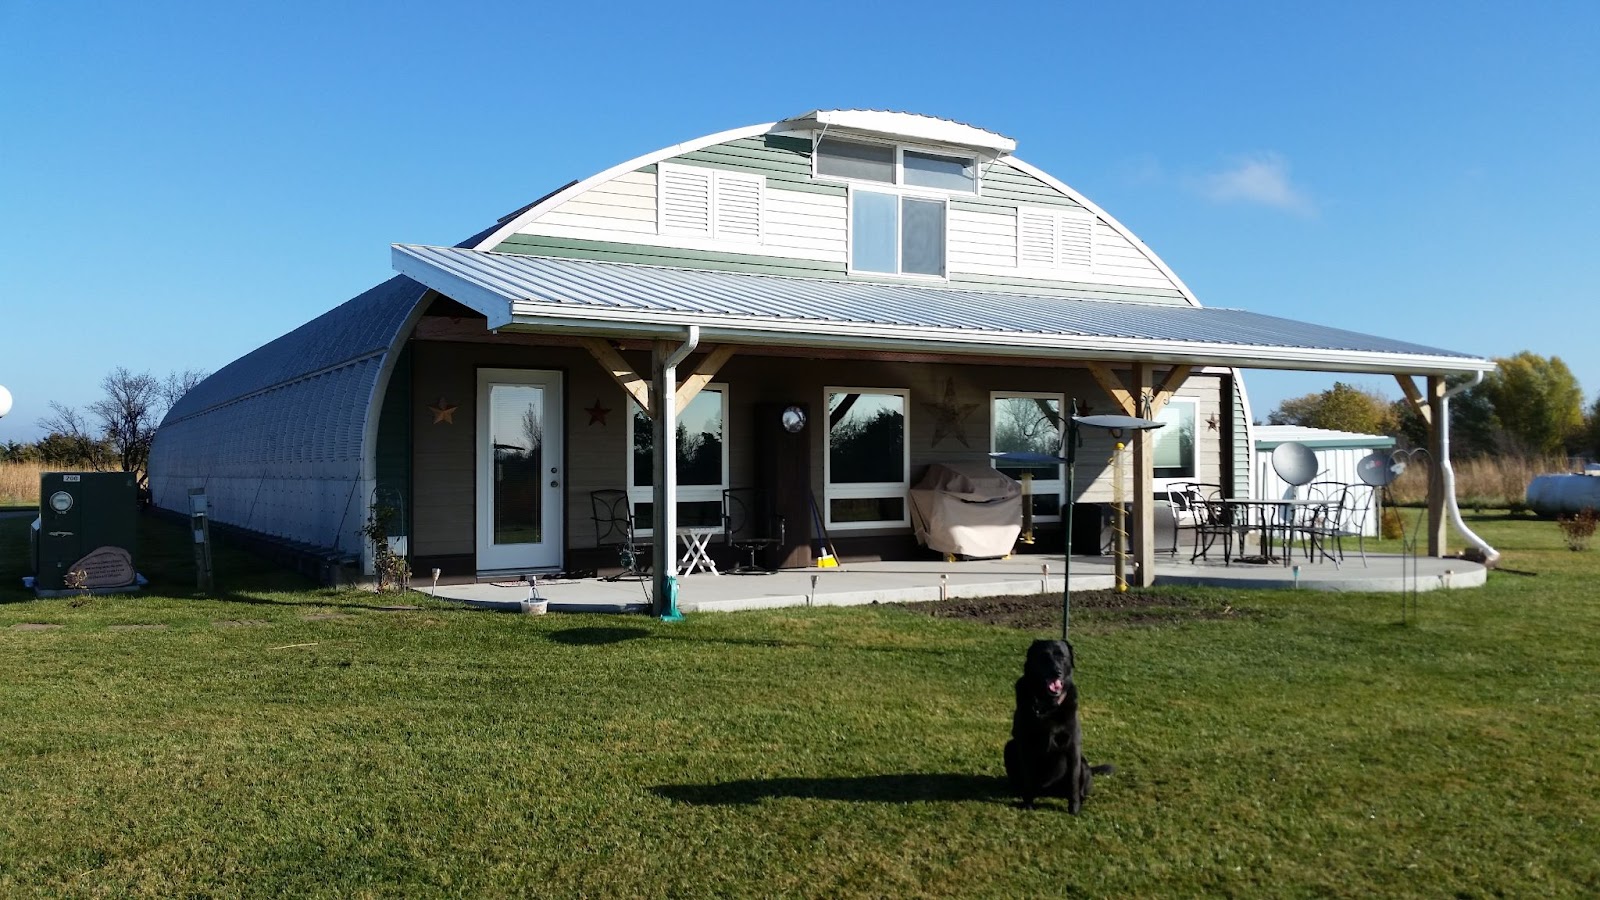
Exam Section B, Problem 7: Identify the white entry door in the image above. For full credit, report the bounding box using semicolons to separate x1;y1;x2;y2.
476;368;563;572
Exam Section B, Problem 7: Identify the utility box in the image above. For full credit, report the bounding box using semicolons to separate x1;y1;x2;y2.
33;472;139;596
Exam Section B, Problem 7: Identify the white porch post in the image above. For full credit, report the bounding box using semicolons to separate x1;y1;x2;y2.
651;327;700;618
1426;375;1448;557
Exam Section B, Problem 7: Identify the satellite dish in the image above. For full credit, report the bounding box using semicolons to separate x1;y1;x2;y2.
0;384;11;419
1271;441;1319;487
1357;450;1402;487
1073;414;1165;433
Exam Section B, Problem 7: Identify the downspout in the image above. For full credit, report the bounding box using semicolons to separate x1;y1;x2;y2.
1439;370;1499;565
651;325;700;619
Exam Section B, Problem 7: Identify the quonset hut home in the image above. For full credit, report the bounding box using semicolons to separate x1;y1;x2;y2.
149;110;1492;613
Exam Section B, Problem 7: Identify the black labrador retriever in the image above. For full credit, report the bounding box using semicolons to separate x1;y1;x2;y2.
1003;639;1114;812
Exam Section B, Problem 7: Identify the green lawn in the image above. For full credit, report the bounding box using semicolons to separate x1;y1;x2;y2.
1;512;1597;898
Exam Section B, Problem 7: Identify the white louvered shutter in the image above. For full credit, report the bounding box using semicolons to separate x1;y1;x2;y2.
1018;209;1058;268
659;165;713;237
1017;207;1095;272
712;171;763;243
1058;211;1094;269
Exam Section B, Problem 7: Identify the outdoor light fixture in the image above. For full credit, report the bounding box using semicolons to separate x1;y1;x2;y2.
992;401;1163;640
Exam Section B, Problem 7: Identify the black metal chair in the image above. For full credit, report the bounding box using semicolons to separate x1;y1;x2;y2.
1185;484;1235;565
590;489;651;580
722;487;785;574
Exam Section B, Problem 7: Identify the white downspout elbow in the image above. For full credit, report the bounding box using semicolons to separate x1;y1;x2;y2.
1439;371;1499;566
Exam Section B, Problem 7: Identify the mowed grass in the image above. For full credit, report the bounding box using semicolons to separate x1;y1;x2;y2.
1;513;1597;897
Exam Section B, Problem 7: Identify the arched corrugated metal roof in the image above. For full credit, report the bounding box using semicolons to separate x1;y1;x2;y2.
149;275;429;556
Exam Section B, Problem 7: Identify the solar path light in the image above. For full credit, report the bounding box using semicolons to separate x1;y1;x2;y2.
992;402;1163;639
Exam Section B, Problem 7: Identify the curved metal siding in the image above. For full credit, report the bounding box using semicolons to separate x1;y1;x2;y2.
150;276;428;554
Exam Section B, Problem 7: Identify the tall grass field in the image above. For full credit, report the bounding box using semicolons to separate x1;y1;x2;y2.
1;510;1596;896
0;461;93;507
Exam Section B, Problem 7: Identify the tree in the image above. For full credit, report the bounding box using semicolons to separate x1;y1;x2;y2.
1388;374;1499;457
1479;352;1584;456
35;367;208;487
1268;382;1395;435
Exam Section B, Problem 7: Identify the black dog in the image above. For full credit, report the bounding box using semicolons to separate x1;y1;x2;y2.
1003;639;1114;812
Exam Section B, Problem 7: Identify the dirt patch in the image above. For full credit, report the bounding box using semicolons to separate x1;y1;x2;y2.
10;623;63;631
213;619;270;628
900;589;1246;631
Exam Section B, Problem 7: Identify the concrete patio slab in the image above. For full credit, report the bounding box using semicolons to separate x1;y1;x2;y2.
424;550;1484;614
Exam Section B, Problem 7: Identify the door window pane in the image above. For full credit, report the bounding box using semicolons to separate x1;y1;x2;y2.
817;138;896;183
901;197;946;276
490;384;543;545
851;191;899;274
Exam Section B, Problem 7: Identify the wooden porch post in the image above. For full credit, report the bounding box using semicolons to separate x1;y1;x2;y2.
1130;363;1156;587
1426;375;1448;556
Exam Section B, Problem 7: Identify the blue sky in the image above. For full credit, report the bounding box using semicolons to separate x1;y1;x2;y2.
2;1;1596;442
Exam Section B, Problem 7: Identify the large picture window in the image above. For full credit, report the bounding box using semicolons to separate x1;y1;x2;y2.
990;393;1065;521
825;388;909;529
627;385;728;531
1153;398;1198;481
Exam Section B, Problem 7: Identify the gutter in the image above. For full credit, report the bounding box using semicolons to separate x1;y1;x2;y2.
1440;371;1499;565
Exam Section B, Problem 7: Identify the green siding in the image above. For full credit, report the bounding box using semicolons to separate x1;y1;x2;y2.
375;342;413;540
494;233;846;279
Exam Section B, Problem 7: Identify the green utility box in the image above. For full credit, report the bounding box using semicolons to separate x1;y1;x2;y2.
32;471;140;596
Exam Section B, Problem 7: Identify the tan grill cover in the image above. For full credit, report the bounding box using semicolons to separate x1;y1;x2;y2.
909;461;1023;557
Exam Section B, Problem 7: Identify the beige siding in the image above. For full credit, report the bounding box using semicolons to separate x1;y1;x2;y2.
410;335;1232;561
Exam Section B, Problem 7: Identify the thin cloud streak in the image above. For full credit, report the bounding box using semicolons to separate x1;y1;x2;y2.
1192;153;1316;216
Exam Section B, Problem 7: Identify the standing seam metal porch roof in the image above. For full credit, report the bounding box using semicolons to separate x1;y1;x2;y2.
391;244;1491;375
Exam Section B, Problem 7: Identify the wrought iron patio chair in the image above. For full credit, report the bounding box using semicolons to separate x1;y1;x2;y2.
590;489;651;580
722;487;785;574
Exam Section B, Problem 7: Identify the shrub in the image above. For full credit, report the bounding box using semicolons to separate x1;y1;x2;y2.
359;502;412;592
1555;508;1598;552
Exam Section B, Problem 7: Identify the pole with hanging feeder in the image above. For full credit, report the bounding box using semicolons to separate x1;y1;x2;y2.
992;401;1163;640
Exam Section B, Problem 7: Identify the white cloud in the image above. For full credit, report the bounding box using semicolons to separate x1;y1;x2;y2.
1192;153;1315;216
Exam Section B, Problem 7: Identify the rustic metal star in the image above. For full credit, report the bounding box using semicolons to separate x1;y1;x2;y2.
584;399;611;426
926;378;980;448
1206;413;1220;432
429;398;457;425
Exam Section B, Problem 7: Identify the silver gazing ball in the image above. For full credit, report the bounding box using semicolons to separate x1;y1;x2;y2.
781;405;806;433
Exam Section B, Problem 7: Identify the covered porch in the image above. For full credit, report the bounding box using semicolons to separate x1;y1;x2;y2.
391;244;1496;618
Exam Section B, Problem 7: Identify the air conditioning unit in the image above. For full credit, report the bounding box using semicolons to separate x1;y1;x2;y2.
32;472;140;597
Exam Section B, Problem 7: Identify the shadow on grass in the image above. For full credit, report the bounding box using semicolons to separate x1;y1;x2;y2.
652;772;1009;806
546;626;652;645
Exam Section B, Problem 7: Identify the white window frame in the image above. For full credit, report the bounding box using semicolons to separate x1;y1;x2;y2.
989;391;1066;523
845;185;950;279
823;386;911;531
625;383;730;536
1151;396;1200;489
811;135;980;195
656;163;765;244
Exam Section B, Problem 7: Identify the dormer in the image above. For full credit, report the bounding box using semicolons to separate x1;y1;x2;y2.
777;110;1017;279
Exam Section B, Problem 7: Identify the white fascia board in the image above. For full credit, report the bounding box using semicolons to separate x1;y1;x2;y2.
391;246;513;328
501;302;1492;375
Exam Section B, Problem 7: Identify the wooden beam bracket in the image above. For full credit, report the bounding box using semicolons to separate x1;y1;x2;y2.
581;337;651;415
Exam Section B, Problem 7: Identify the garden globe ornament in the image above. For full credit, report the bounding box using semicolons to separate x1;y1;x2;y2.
0;384;12;419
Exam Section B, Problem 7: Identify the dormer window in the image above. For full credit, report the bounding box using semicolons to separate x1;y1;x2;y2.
815;138;977;193
815;137;975;278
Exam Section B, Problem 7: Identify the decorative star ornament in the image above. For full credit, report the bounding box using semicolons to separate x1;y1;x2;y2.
1206;413;1220;432
429;398;457;425
584;399;611;426
926;377;980;448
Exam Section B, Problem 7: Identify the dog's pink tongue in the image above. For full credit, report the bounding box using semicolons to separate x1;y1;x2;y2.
1047;678;1063;695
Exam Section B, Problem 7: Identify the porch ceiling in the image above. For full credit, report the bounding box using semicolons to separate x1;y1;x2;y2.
391;244;1491;376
